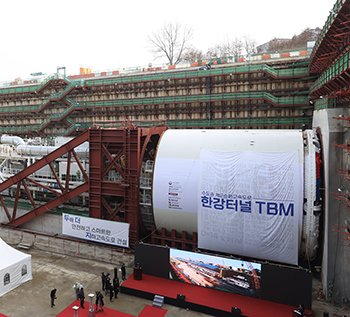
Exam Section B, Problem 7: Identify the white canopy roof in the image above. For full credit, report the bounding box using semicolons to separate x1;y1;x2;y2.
0;238;32;297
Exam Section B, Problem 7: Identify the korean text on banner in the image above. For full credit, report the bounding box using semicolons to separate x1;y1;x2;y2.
197;150;303;265
62;213;130;248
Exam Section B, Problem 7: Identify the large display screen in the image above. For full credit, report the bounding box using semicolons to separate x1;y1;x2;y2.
135;243;312;309
170;248;261;298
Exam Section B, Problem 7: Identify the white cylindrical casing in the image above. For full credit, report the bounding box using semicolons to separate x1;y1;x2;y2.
152;129;304;235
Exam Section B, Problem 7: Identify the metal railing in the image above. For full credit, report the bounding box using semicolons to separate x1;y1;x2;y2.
310;0;345;61
310;48;350;93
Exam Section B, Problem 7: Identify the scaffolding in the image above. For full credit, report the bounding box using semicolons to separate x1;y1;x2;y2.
0;57;313;136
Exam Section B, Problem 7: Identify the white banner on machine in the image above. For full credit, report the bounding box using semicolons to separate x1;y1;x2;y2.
62;213;130;248
198;150;302;265
152;157;199;212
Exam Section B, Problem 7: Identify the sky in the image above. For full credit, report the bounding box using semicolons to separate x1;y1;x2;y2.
0;0;336;83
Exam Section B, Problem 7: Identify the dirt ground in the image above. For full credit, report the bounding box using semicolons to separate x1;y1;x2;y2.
311;275;349;317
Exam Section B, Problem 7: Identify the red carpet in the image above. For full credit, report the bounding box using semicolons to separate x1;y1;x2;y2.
0;314;8;317
56;300;135;317
138;305;167;317
122;274;313;317
55;300;167;317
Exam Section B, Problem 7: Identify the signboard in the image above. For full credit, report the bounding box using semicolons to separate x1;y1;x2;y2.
198;150;302;265
62;213;129;248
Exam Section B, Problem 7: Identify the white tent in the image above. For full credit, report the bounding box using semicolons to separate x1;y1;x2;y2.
0;238;32;297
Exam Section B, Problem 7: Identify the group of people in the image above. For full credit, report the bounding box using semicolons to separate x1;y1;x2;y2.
50;263;128;310
71;282;85;308
97;263;126;311
101;272;120;302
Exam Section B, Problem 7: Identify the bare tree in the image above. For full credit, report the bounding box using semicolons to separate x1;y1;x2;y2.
226;37;243;57
260;28;322;53
181;46;205;62
267;37;291;52
206;37;244;59
206;44;222;59
290;27;321;49
148;23;193;65
243;35;257;56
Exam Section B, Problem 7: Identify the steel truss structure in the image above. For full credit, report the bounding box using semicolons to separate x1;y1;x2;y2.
0;125;167;248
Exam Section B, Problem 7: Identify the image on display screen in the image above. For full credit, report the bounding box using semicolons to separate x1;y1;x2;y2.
170;249;261;298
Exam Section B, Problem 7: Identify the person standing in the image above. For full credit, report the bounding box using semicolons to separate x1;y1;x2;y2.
105;273;111;295
72;282;82;300
50;288;57;308
78;287;85;309
95;291;104;312
109;284;114;302
294;304;304;316
121;263;126;280
113;276;120;299
101;272;106;291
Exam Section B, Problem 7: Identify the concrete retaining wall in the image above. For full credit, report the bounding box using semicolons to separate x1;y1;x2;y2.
312;107;348;305
0;226;134;267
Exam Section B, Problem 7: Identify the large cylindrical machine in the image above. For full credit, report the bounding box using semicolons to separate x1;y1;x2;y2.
152;129;321;265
